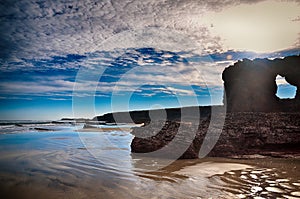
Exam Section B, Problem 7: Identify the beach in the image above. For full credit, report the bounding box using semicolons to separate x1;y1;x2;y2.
0;122;299;199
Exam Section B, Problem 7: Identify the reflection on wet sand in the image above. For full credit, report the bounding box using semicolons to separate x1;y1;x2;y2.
0;129;299;198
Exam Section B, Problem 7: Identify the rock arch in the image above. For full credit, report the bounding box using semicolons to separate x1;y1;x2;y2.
222;55;300;112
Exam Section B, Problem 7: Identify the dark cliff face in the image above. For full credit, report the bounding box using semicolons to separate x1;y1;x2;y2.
93;106;213;123
131;113;300;159
222;55;300;112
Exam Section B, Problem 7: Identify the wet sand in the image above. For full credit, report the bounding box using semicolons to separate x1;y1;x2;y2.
0;126;299;198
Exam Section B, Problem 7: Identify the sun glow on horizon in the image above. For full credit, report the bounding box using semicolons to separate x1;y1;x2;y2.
204;1;300;53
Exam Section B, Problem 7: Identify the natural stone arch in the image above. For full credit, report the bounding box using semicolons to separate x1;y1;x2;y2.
222;55;300;112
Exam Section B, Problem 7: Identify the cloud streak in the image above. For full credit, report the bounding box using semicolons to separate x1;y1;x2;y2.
3;0;298;62
0;47;299;101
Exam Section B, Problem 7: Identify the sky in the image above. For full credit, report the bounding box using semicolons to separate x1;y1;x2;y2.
0;0;299;120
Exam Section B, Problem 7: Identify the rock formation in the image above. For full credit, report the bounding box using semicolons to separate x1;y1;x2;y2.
93;106;213;123
131;119;206;159
222;55;300;112
130;55;300;159
131;112;300;158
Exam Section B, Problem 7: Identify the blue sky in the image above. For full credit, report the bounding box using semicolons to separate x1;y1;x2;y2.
0;0;299;120
0;47;298;120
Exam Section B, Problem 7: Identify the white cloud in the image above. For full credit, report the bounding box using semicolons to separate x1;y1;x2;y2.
47;97;69;101
0;96;32;100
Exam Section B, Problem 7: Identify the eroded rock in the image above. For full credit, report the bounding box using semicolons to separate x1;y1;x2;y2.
131;112;300;159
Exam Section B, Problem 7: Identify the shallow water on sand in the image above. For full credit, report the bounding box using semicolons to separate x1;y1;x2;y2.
0;124;299;199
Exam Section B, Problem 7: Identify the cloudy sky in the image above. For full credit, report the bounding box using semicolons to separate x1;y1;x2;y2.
0;0;299;120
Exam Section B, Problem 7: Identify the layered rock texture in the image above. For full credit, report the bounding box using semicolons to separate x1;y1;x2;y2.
131;112;300;158
222;55;300;112
131;119;204;159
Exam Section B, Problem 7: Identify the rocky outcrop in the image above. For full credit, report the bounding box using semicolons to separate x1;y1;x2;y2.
131;55;300;159
222;55;300;112
131;112;300;158
131;120;205;159
209;112;300;158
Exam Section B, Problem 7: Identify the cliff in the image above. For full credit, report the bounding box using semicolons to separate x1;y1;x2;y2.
131;112;300;158
93;106;214;123
131;55;300;159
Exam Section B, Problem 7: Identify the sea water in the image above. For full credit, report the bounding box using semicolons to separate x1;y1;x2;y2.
0;121;299;199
